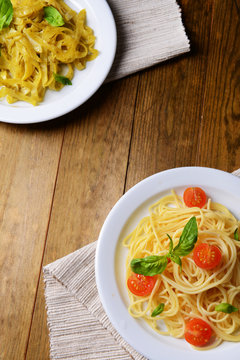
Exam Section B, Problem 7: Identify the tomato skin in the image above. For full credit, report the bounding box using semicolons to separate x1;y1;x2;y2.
127;273;157;296
185;318;212;346
193;243;222;270
183;187;207;208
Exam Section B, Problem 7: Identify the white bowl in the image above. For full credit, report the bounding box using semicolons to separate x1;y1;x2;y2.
96;167;240;360
0;0;117;123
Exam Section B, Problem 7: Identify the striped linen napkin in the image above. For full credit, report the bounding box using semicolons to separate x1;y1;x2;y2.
44;241;144;360
44;169;240;360
105;0;190;81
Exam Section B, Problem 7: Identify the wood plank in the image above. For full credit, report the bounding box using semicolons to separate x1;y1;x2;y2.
234;0;240;16
26;76;139;359
0;122;65;360
196;0;240;170
125;0;215;190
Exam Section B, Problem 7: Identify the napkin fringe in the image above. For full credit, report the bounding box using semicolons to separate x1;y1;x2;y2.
106;0;190;82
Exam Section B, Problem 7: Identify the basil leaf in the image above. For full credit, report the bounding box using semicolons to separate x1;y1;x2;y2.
151;303;165;317
54;73;72;85
234;228;239;241
172;217;198;257
44;6;64;27
0;0;13;31
215;303;238;314
130;255;168;276
170;253;182;269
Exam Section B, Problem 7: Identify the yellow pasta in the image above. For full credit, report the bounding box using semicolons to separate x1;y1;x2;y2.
0;0;98;105
124;190;240;350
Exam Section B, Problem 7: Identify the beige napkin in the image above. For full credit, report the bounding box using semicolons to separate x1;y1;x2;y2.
44;241;145;360
44;169;240;360
105;0;190;82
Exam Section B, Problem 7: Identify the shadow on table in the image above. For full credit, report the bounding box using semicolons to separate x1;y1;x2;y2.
2;80;118;133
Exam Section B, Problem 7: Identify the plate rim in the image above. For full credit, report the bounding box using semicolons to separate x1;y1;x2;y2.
0;0;117;124
95;166;240;360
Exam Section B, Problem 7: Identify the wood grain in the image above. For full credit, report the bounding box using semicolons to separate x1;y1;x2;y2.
26;77;139;360
0;122;65;360
125;0;214;190
196;0;240;170
1;0;239;359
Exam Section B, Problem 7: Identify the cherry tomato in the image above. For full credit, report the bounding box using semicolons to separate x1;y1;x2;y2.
193;243;222;270
185;318;212;346
127;273;157;296
183;187;207;208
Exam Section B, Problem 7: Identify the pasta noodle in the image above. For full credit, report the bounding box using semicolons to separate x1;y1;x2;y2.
0;0;98;105
123;190;240;350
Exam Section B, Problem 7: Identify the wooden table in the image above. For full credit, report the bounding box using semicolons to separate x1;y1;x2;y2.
1;0;240;359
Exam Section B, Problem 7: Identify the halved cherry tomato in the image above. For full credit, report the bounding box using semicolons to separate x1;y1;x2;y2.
193;243;222;270
185;318;212;346
127;273;157;296
183;187;207;208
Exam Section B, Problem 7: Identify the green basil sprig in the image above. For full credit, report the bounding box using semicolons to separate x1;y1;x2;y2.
151;303;165;317
131;256;168;277
0;0;13;31
215;303;238;314
54;73;72;85
44;6;64;27
234;228;239;241
130;217;198;276
172;217;198;256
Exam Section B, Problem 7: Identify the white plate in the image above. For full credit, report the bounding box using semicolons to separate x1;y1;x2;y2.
0;0;116;124
96;167;240;360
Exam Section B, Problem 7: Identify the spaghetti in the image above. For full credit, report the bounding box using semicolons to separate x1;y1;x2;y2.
123;190;240;349
0;0;98;105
